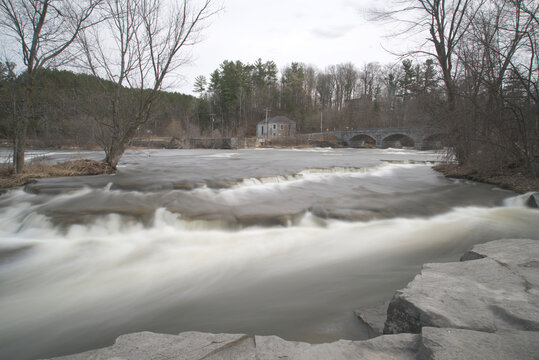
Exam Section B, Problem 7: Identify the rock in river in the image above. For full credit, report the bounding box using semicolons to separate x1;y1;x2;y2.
384;238;539;334
52;331;421;360
354;300;390;336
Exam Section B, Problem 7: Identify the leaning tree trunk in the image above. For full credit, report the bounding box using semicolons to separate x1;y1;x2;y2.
104;122;142;169
105;141;125;170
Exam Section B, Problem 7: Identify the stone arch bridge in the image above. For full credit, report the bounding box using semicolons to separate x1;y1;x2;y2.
308;128;444;149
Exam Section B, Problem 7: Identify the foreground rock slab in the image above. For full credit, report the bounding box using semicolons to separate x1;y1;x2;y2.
384;238;539;334
255;333;419;360
419;327;539;360
52;331;255;360
52;331;420;360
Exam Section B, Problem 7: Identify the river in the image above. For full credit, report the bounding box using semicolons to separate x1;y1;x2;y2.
0;148;537;359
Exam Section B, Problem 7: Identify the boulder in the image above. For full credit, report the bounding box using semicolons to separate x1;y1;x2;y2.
419;327;539;360
384;239;539;334
525;194;538;208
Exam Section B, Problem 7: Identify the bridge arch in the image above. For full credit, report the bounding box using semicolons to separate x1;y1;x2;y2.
349;134;376;148
382;134;415;148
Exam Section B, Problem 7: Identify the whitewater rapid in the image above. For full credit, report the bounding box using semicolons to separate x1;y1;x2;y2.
0;148;537;359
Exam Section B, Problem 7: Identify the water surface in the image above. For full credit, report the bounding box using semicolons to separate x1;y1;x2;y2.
0;148;537;359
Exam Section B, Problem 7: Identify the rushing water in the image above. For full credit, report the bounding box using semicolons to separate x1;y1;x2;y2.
0;148;537;359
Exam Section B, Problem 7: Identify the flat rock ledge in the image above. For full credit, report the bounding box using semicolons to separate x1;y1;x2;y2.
52;239;539;360
384;238;539;334
51;331;421;360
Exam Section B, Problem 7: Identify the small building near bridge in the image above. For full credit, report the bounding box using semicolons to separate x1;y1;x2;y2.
256;116;296;138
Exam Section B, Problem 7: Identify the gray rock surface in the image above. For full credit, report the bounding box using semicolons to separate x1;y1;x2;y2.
51;331;255;360
384;239;539;334
52;331;420;360
255;333;420;360
419;327;539;360
354;300;390;336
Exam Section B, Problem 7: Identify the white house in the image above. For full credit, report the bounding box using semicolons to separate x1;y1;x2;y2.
256;116;296;138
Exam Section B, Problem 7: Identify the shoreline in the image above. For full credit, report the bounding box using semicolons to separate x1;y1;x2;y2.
433;163;538;194
1;150;537;194
0;159;114;192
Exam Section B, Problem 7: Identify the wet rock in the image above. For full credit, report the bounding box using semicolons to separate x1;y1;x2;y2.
419;327;539;360
309;204;329;219
255;333;420;360
51;331;421;360
51;331;255;360
526;193;538;208
384;239;539;334
354;301;390;336
0;245;34;265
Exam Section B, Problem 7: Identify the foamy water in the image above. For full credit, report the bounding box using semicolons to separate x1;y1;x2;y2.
0;148;537;359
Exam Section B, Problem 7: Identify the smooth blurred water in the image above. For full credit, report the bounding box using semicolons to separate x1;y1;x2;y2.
0;148;537;359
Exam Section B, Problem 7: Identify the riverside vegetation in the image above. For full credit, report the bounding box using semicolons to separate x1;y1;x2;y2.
0;0;537;185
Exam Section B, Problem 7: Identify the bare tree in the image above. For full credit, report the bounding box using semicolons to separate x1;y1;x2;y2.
79;0;217;169
374;0;486;107
374;0;484;161
0;0;101;173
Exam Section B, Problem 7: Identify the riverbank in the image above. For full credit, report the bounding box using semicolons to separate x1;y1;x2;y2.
0;160;114;191
433;163;538;193
2;155;536;195
52;238;539;359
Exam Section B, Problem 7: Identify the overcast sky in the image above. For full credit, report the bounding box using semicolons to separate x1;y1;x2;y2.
176;0;403;95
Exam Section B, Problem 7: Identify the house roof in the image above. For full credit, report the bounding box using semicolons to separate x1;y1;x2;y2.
257;116;295;125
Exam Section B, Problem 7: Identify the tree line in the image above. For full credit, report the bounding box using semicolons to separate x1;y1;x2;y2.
192;58;442;137
382;0;538;176
194;0;538;177
1;57;439;147
0;0;536;178
0;67;193;148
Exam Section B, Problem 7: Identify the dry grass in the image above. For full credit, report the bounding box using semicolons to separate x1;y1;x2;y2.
433;163;539;193
0;159;115;190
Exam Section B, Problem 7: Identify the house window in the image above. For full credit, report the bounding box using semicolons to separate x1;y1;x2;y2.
280;124;283;130
273;124;276;130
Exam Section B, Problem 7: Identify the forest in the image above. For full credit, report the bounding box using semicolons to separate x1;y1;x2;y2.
0;68;193;148
0;57;444;144
193;58;440;137
0;0;537;179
